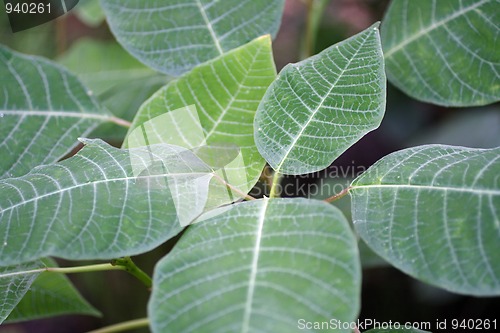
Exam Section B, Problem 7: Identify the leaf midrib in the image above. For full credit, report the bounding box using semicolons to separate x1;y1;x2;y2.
195;0;224;55
384;0;488;58
0;172;211;215
241;197;268;333
275;29;374;173
202;40;267;141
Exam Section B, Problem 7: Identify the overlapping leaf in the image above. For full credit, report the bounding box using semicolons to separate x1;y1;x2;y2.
351;145;500;295
126;36;276;193
101;0;285;75
149;198;360;333
0;261;41;323
255;23;385;175
0;45;114;179
4;258;99;323
382;0;499;106
0;139;225;266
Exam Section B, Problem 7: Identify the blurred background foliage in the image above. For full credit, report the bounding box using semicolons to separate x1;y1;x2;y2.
0;0;498;332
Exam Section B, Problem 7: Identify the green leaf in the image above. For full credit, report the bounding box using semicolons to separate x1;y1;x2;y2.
100;0;285;75
351;145;500;295
0;261;42;324
382;0;500;106
0;139;226;266
57;38;169;139
255;23;386;175
0;45;113;179
125;36;276;195
149;198;361;333
5;258;100;323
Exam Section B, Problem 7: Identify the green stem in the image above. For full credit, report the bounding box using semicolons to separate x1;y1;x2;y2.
46;263;126;274
85;318;150;333
111;257;152;289
1;263;126;279
269;171;282;198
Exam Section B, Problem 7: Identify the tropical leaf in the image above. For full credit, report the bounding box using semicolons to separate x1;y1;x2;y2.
351;145;500;295
100;0;285;75
0;139;228;266
5;258;100;323
149;198;361;333
382;0;500;106
255;23;385;175
0;45;114;179
125;36;276;195
0;261;42;324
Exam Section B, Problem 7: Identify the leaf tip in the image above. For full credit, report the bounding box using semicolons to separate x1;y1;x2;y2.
370;21;381;31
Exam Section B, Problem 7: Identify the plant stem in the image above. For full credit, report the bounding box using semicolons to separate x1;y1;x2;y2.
0;263;126;279
111;257;152;289
86;318;150;333
324;186;351;203
47;263;127;274
269;171;282;198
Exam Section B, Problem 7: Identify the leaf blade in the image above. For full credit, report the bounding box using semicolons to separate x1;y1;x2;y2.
5;258;100;323
0;45;112;178
382;0;500;106
0;261;42;324
255;23;386;175
351;145;500;295
0;139;222;265
100;0;285;75
125;36;276;196
149;198;361;332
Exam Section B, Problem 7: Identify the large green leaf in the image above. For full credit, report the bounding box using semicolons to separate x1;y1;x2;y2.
382;0;499;106
351;145;500;295
255;23;385;175
149;198;361;333
0;45;113;179
125;36;276;194
0;139;229;266
0;261;41;323
100;0;285;75
5;258;100;323
58;38;169;139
